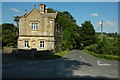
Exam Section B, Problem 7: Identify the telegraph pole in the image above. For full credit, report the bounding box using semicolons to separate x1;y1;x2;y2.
101;21;103;41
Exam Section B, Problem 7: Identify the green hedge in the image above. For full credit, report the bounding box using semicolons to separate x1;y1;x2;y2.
82;50;120;61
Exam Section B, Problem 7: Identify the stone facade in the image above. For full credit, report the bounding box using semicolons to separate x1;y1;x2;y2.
18;3;60;51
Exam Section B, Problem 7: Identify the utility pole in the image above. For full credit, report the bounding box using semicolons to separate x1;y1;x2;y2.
101;21;103;41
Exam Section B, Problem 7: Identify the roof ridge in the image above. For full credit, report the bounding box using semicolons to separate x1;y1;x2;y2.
25;8;40;18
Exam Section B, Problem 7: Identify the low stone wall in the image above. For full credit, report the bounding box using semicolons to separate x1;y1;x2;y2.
3;47;17;54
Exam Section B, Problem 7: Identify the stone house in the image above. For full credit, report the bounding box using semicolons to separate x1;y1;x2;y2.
18;3;60;51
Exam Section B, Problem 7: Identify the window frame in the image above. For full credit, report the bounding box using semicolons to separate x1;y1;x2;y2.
25;41;29;48
31;22;38;30
40;41;44;48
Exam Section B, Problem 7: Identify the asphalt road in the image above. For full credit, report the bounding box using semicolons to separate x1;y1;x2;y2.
2;50;119;78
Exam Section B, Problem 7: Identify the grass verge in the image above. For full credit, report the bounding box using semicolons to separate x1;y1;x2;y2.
82;49;120;61
32;49;70;60
54;49;70;57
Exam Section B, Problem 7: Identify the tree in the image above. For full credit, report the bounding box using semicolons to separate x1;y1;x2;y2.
13;16;21;27
2;23;18;48
57;11;81;50
80;21;96;47
97;36;113;55
47;8;57;13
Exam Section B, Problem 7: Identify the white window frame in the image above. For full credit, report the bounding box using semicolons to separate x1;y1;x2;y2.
31;23;38;30
50;20;53;25
40;41;44;48
25;41;29;48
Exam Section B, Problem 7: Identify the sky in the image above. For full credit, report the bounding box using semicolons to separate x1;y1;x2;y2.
2;2;118;33
2;0;120;2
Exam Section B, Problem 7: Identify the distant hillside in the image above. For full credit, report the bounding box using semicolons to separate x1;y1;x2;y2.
96;32;119;39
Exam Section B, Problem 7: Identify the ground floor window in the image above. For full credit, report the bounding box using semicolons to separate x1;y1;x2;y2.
40;41;44;48
25;41;29;48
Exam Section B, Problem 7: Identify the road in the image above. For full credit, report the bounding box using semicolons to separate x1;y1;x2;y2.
2;50;119;78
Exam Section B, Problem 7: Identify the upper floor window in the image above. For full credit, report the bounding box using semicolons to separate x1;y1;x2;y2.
25;41;29;48
32;23;38;30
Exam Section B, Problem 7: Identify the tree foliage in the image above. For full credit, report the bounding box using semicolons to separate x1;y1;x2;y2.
48;9;96;51
84;34;119;56
97;37;113;55
80;21;96;47
13;16;21;27
2;23;18;48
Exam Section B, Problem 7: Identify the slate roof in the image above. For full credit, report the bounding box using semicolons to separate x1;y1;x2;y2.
41;13;57;18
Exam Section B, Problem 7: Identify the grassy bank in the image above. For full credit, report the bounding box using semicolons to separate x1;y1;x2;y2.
32;49;70;60
82;50;120;61
54;49;70;57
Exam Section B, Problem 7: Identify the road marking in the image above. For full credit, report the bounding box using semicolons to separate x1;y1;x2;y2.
97;61;111;66
80;56;86;63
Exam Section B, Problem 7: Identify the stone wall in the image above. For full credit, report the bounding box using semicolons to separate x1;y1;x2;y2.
2;48;17;54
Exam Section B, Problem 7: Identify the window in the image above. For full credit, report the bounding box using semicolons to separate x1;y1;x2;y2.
40;41;44;48
31;23;38;30
50;20;53;25
25;41;29;48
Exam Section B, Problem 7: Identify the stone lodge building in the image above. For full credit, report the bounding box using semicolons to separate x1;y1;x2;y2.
18;3;60;51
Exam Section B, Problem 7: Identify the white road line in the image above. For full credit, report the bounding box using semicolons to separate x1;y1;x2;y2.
80;56;86;63
97;61;111;66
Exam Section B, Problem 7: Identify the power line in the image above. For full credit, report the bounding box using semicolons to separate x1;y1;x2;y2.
95;25;101;31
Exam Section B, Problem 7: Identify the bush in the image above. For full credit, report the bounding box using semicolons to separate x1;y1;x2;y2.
82;50;120;61
84;44;98;53
97;37;113;55
83;36;119;56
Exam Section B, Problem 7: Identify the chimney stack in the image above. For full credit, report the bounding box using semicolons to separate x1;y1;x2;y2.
45;8;48;13
40;3;46;13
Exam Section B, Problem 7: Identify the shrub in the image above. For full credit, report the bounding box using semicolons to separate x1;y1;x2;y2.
97;37;113;55
84;44;98;53
82;50;120;61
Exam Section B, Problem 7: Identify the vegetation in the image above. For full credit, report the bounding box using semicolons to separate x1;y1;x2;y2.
83;33;120;61
2;23;18;48
47;8;96;51
13;16;21;27
80;21;96;47
54;49;70;57
82;50;120;61
32;50;69;60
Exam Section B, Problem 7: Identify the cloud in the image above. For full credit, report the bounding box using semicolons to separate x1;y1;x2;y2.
97;21;117;27
90;13;99;17
105;21;114;26
10;8;21;12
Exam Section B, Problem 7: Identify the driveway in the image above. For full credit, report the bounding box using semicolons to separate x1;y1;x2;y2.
2;50;119;78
